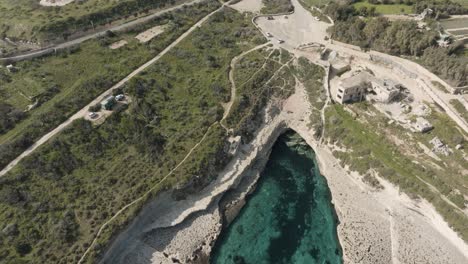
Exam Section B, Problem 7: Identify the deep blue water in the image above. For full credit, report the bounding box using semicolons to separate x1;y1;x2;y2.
211;132;342;264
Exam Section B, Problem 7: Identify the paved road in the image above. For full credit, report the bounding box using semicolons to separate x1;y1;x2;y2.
0;1;228;177
0;0;204;62
256;0;468;134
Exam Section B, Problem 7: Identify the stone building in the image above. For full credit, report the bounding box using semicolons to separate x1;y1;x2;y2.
336;72;401;104
336;72;371;104
370;78;401;103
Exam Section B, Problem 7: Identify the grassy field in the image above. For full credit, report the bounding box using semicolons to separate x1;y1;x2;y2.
450;99;468;123
300;0;333;7
226;46;295;140
292;57;326;132
431;80;450;93
0;7;268;263
353;1;413;14
0;1;221;170
325;102;468;241
0;0;190;43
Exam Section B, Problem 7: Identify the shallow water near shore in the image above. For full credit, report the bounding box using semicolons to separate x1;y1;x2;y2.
210;131;342;264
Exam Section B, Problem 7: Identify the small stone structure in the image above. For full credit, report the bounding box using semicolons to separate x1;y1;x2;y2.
412;117;433;133
6;64;18;73
429;137;451;156
227;136;241;156
101;96;116;110
370;78;401;103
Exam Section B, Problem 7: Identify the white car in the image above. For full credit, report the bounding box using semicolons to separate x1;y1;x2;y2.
267;32;273;38
115;94;125;101
88;112;98;119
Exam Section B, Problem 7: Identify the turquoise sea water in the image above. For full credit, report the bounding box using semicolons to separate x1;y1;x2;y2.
211;132;342;264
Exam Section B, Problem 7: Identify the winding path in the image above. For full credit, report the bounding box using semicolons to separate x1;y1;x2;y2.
220;42;270;129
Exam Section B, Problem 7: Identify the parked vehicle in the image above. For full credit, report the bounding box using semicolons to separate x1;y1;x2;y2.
116;94;125;101
88;112;98;119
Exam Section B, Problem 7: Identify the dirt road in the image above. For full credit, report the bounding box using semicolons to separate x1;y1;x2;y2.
0;0;205;62
221;42;271;125
0;1;229;178
256;0;468;134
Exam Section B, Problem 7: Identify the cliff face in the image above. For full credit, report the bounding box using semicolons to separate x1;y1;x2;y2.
100;74;468;264
99;97;290;263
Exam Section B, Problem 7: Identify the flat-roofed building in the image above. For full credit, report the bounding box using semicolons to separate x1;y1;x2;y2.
370;78;401;103
336;72;401;104
336;72;372;104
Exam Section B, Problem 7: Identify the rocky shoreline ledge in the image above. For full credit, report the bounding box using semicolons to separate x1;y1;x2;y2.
100;81;468;264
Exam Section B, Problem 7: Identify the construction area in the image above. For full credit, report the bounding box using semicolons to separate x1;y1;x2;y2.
135;25;167;43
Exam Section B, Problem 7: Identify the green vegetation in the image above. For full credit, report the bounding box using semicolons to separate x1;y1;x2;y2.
324;0;467;19
292;57;326;133
0;1;221;171
298;0;332;22
300;0;334;9
431;80;449;93
328;17;438;55
327;9;468;86
311;7;333;22
261;0;294;14
0;8;268;263
419;45;468;87
353;1;412;14
226;46;295;141
450;99;468;123
412;0;467;16
325;103;468;241
0;0;190;44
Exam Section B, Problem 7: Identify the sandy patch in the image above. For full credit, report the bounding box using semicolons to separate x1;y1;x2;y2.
135;25;166;43
39;0;75;7
109;40;128;50
230;0;264;14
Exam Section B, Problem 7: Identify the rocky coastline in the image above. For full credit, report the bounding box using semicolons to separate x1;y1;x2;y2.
100;80;468;264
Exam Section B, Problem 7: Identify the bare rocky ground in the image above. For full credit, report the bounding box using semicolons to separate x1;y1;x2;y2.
99;1;468;263
100;78;468;264
39;0;75;6
230;0;264;14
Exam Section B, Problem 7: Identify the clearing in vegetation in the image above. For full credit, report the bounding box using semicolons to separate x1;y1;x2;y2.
135;25;167;43
108;40;128;50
